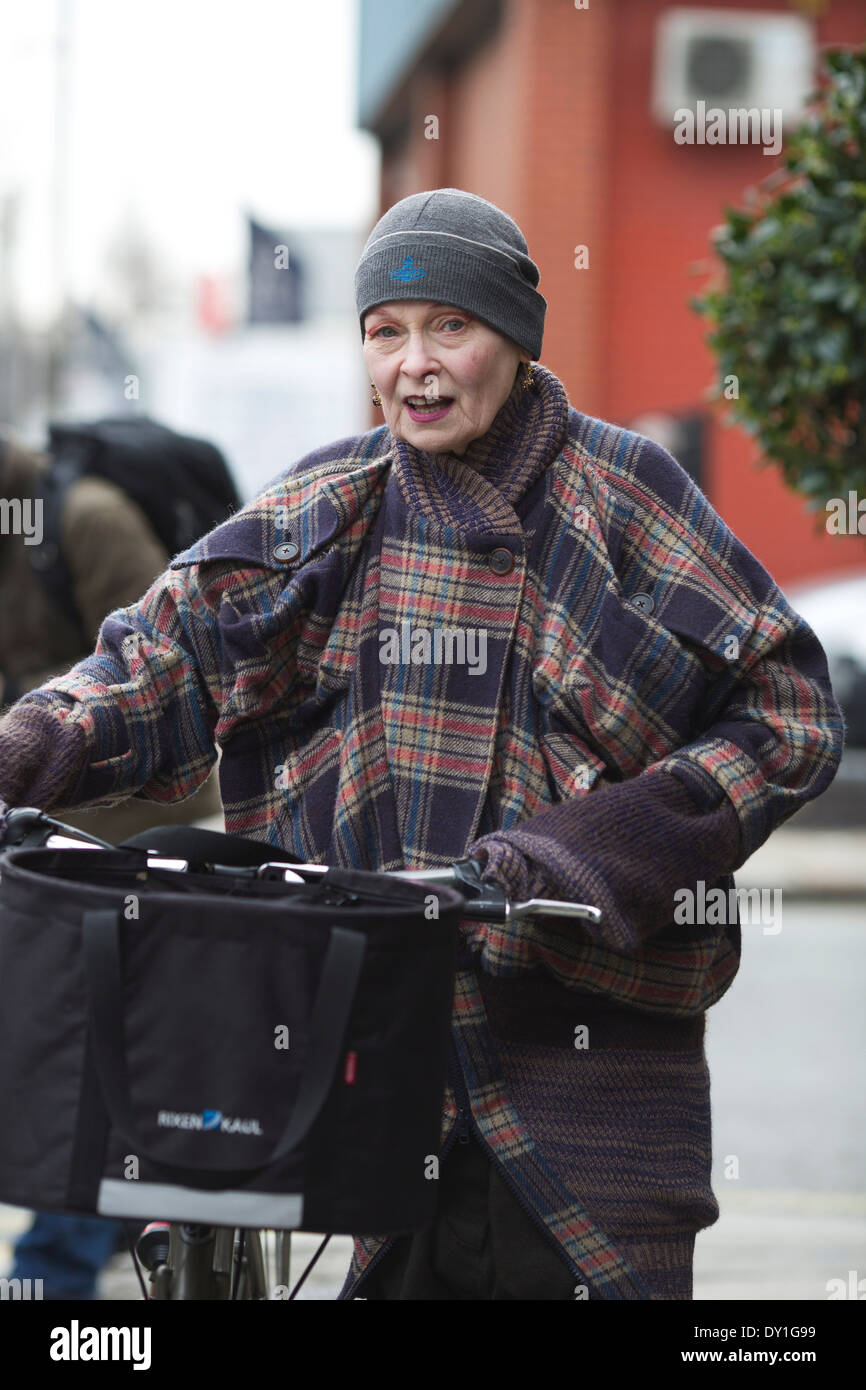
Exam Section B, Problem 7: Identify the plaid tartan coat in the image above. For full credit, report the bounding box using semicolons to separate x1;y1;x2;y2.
21;364;843;1299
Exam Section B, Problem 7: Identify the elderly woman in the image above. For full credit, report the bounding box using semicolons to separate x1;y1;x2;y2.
0;189;844;1301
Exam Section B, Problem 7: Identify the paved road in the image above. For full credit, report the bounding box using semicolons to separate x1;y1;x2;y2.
2;900;863;1301
693;897;866;1301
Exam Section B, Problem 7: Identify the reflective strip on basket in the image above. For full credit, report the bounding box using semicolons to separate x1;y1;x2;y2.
97;1178;304;1229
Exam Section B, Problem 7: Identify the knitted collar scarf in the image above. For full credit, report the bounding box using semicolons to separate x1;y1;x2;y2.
388;362;571;532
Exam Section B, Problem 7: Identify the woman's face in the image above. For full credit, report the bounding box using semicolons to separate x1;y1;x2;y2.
363;300;529;457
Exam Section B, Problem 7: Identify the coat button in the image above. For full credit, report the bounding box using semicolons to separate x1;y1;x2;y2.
631;591;655;614
273;542;300;562
488;547;516;575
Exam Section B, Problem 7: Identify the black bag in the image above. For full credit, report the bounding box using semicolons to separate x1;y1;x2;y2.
31;417;241;643
0;824;463;1234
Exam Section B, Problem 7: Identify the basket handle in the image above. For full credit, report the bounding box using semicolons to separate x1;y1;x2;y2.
117;824;304;869
81;908;365;1175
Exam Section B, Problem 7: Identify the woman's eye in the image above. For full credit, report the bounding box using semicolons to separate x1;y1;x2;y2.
370;318;465;339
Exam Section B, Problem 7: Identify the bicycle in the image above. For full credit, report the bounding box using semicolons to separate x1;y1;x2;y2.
1;807;601;1301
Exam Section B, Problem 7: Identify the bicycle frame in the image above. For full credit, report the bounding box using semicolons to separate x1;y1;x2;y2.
137;1223;291;1300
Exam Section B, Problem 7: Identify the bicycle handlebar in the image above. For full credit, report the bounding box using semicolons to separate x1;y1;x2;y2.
2;808;601;926
249;859;601;925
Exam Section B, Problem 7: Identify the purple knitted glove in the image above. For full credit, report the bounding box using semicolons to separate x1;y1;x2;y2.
467;766;743;954
468;837;544;905
0;700;89;823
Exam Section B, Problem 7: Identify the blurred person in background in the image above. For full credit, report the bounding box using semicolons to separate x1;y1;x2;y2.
0;423;234;1298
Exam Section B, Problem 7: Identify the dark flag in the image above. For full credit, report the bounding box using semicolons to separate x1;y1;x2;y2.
248;216;305;324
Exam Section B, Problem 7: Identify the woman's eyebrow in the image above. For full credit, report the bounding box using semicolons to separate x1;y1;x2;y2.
367;305;474;322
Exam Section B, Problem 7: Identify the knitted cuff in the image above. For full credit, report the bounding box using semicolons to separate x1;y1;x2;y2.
0;698;89;815
471;836;541;902
468;766;743;953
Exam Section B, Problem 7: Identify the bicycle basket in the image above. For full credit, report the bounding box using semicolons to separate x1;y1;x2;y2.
0;830;463;1234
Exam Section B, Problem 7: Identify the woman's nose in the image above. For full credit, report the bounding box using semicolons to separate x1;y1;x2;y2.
399;334;439;381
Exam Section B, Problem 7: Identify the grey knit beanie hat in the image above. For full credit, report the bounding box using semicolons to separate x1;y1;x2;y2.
355;188;546;361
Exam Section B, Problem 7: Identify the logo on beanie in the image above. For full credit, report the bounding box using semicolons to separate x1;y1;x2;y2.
389;255;426;282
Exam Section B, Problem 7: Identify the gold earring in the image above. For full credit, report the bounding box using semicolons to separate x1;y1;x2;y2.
370;382;382;407
522;362;535;390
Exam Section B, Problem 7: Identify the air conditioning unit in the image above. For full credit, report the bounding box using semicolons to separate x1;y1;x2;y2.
652;7;815;129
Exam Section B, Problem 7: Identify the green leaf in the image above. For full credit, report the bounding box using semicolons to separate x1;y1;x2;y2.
690;43;866;514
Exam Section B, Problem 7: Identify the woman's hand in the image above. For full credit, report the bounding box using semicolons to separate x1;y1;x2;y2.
465;765;743;963
0;700;89;824
466;838;546;905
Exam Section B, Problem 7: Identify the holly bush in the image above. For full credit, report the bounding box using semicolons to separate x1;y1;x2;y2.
693;46;866;514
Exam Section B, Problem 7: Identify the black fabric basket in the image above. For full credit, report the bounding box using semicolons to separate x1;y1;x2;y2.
0;830;463;1234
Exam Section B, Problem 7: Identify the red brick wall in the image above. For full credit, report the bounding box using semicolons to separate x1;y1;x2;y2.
599;0;866;588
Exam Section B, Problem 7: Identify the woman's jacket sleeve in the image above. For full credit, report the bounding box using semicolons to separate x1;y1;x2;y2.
0;562;220;818
466;437;846;970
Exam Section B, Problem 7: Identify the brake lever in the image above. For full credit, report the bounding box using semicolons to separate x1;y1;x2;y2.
391;855;602;924
507;897;601;924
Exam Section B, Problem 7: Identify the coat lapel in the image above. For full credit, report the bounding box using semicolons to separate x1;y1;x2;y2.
369;365;571;868
370;472;526;867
